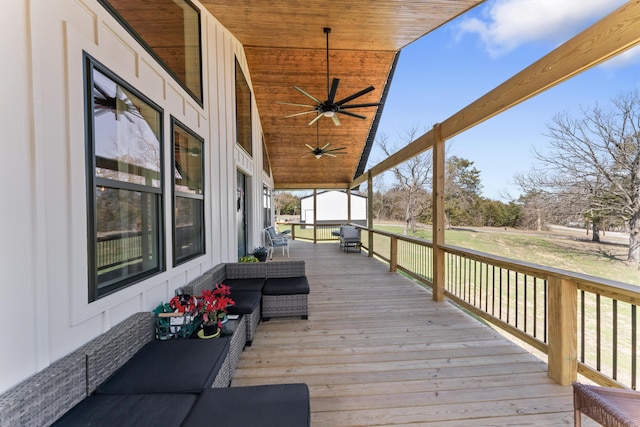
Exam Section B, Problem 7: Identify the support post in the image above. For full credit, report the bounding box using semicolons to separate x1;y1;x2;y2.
432;124;445;302
547;277;578;385
367;172;373;257
347;189;352;224
313;189;317;244
390;236;398;272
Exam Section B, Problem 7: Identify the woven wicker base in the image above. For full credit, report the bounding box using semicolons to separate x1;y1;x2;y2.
573;382;640;427
214;318;247;388
262;294;308;320
245;307;260;346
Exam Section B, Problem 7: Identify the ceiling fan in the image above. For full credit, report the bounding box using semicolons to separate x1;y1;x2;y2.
278;27;381;126
303;122;346;159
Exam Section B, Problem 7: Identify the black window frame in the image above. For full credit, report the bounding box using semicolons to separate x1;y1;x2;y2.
171;117;206;265
262;136;271;177
84;53;165;302
96;0;203;105
263;185;272;229
235;57;253;156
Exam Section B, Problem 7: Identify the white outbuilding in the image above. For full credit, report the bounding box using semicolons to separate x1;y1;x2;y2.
300;190;367;226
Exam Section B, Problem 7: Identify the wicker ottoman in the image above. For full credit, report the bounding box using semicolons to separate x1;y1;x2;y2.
261;276;310;321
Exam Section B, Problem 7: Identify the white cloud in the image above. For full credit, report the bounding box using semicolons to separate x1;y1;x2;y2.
602;45;640;69
457;0;627;57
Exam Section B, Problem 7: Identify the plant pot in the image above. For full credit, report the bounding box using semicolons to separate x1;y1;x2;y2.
255;253;267;262
199;322;221;339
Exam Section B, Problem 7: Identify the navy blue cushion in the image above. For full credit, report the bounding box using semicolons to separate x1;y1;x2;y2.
52;393;196;426
97;338;230;394
223;278;265;292
182;384;310;427
263;277;310;295
227;291;261;315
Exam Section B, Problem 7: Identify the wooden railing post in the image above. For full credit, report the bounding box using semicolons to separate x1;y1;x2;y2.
390;236;398;272
313;189;317;244
547;276;578;386
367;172;374;257
432;124;445;302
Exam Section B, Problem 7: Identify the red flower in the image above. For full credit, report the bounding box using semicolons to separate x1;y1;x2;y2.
199;284;235;326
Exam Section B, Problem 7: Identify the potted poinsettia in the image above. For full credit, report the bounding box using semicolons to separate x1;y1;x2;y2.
199;284;235;338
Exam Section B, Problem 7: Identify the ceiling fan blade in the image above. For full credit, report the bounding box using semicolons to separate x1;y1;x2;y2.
321;143;331;150
337;110;367;120
276;101;317;108
293;86;322;104
325;147;346;152
331;114;341;126
305;144;315;150
327;78;340;104
285;110;318;118
335;86;375;106
339;102;381;109
324;152;337;158
308;114;323;126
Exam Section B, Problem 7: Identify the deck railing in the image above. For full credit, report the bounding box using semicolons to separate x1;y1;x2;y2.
279;221;639;389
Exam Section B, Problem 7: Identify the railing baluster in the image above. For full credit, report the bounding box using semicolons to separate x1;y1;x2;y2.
499;267;503;320
613;300;618;381
524;274;529;332
597;294;602;372
515;271;519;327
580;290;585;363
544;279;548;343
633;305;637;390
533;277;538;338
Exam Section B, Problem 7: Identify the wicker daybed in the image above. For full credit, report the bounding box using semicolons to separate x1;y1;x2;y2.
573;382;640;426
0;312;310;426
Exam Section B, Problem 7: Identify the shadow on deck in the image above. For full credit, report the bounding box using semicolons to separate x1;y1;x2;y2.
232;240;590;426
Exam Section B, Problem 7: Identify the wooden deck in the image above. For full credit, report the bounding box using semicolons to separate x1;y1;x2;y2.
232;240;591;426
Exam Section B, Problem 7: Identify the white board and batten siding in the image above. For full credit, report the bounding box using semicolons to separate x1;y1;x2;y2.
0;0;272;393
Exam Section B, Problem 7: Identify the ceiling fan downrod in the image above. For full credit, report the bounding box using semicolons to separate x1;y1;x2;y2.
324;27;331;100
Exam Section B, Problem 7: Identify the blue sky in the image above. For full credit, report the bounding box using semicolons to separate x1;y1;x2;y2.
372;0;639;201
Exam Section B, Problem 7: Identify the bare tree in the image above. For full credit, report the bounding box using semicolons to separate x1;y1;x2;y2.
512;169;558;231
534;91;640;263
377;127;433;235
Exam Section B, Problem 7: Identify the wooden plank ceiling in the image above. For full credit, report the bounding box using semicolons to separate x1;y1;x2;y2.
201;1;485;189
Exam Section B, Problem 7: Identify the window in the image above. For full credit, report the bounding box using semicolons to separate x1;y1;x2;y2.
263;185;272;229
85;55;164;301
262;136;271;176
97;0;202;103
235;58;252;155
172;119;205;264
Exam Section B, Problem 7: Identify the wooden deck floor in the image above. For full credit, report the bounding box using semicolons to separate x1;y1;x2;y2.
231;240;590;426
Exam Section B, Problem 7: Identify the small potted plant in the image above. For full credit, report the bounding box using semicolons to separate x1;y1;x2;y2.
253;246;268;262
198;284;235;338
239;255;259;262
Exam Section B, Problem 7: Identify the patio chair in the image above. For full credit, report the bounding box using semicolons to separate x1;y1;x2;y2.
266;225;290;239
573;382;640;426
339;225;361;253
265;227;290;259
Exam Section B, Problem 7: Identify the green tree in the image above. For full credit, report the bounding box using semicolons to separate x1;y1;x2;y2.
445;156;482;227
